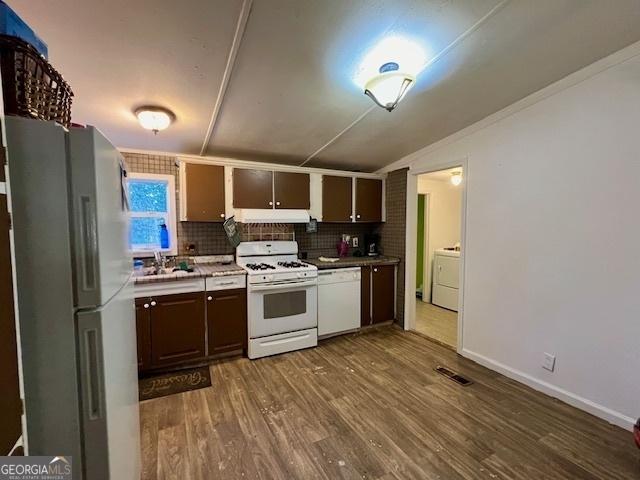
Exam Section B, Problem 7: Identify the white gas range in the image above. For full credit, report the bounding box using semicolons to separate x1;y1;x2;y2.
236;241;318;359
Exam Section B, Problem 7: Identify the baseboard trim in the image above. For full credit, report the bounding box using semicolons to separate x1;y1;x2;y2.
461;349;635;431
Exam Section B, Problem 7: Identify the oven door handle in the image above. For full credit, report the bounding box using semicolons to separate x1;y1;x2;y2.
250;279;317;291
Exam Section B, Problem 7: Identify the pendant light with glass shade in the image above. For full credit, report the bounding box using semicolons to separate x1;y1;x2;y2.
364;62;415;112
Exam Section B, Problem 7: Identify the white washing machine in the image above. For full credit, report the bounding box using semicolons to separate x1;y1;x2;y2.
432;249;460;311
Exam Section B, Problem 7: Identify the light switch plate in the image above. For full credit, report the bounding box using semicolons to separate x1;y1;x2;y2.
543;352;556;372
353;237;359;247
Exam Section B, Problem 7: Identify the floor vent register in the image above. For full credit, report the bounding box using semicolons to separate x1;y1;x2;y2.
435;365;473;386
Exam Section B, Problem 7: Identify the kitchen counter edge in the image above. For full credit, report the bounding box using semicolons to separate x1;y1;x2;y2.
133;264;246;285
305;256;400;270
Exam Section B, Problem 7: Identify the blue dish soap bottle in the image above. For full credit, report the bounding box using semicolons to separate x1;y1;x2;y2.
159;223;169;249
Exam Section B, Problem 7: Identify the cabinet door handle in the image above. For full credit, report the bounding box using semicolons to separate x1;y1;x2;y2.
276;201;281;206
143;303;149;309
356;214;361;219
349;215;353;219
374;268;378;272
220;213;225;218
207;296;213;301
269;201;273;206
150;300;157;307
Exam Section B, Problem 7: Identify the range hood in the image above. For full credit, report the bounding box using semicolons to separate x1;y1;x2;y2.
234;208;310;224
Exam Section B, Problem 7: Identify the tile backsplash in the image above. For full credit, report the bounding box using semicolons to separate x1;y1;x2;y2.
377;168;408;326
294;223;379;259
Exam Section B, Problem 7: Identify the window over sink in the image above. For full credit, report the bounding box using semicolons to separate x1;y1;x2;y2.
127;172;177;256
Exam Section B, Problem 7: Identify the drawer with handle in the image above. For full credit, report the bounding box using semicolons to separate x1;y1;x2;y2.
206;274;246;291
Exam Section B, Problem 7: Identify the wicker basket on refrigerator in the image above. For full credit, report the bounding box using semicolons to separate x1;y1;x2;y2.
0;34;73;127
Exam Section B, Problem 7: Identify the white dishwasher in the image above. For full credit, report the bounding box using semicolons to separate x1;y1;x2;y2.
318;267;361;337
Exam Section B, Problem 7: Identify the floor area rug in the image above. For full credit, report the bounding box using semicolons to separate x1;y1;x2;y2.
139;366;211;401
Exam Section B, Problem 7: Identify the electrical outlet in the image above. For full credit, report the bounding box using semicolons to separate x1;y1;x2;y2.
542;353;556;372
353;237;359;247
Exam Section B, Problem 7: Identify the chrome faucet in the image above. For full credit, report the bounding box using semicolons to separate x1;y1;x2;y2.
153;251;168;274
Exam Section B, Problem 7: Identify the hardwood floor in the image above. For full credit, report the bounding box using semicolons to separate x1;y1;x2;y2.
415;301;458;348
139;327;639;480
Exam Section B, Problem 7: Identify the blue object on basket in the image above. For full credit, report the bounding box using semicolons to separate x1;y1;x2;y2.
0;1;48;58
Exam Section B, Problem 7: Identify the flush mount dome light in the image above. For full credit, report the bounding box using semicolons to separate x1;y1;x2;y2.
450;171;462;186
135;106;175;134
364;62;415;112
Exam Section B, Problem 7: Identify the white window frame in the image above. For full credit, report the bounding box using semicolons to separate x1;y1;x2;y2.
127;172;178;257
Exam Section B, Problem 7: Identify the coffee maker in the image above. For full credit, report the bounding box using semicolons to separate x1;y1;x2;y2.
364;233;379;257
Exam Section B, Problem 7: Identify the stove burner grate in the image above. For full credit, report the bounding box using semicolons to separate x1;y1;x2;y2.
246;263;276;271
278;261;307;268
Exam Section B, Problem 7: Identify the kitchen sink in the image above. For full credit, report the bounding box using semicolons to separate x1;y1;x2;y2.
136;268;192;278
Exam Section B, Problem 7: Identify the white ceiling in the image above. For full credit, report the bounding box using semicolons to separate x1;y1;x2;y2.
13;0;640;172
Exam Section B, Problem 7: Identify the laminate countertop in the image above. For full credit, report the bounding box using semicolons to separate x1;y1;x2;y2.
133;263;246;285
304;256;400;270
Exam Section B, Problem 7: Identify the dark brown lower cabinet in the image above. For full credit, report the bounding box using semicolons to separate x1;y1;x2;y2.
136;288;247;373
149;292;206;368
372;265;395;323
207;288;247;355
135;298;152;371
361;264;396;326
360;266;371;327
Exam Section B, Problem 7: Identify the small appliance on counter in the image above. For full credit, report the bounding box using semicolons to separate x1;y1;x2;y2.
365;233;380;256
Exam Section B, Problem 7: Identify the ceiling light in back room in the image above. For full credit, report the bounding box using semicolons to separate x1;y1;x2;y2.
450;171;462;186
135;106;175;134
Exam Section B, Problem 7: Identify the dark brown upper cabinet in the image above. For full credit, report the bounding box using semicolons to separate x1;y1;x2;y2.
181;163;225;222
233;168;273;209
234;168;310;210
274;172;310;209
355;178;383;222
322;175;352;222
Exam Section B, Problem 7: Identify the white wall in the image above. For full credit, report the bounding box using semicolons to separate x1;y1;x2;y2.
418;177;462;302
396;43;640;429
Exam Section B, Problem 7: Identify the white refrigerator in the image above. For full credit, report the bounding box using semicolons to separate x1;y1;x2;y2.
7;117;140;479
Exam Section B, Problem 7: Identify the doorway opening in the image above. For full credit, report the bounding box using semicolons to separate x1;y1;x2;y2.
413;167;463;349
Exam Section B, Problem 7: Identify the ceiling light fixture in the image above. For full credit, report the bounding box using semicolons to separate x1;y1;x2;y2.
364;62;415;112
450;171;462;186
135;106;175;134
